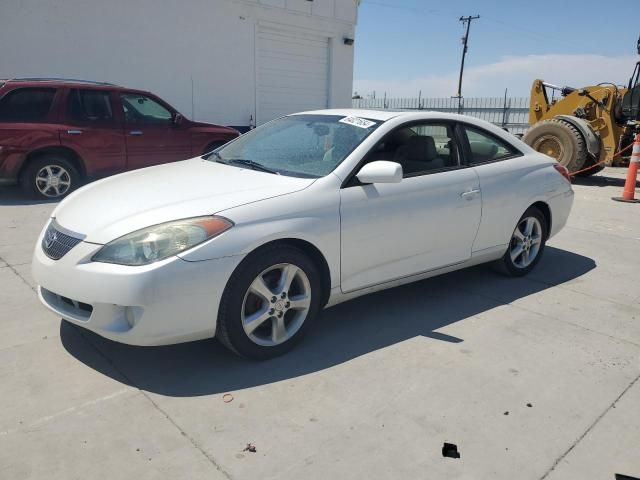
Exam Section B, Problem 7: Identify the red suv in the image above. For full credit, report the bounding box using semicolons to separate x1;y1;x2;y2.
0;78;240;199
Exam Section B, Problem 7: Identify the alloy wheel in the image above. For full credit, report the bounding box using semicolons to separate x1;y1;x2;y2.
509;216;543;269
241;263;311;347
35;165;72;198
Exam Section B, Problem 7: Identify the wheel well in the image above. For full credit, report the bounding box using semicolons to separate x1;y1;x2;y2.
19;147;86;180
531;201;552;239
253;238;332;307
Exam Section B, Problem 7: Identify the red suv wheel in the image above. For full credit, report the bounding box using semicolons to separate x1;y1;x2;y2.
21;155;80;199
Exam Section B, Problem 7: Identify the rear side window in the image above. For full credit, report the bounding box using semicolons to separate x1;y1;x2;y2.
463;126;520;164
0;88;56;122
67;89;114;123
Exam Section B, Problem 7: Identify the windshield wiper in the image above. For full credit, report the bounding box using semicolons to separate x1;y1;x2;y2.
226;159;279;175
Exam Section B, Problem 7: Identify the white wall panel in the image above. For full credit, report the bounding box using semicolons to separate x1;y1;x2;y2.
256;25;329;123
285;0;312;14
0;0;357;128
312;0;335;18
335;0;358;22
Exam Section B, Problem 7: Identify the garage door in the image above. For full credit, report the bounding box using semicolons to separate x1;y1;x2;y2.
256;26;330;124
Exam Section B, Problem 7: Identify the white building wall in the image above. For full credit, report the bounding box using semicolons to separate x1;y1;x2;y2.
0;0;358;128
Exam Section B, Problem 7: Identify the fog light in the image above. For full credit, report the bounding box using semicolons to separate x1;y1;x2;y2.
124;306;142;328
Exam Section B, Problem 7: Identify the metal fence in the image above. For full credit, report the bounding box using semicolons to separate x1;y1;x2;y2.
351;96;531;134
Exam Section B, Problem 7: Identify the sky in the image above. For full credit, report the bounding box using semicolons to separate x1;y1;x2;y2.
353;0;640;99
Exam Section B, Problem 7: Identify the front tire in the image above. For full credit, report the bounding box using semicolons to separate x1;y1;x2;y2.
496;207;548;277
216;245;322;359
21;155;80;200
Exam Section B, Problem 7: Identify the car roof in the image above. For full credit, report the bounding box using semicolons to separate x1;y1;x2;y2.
291;108;501;125
292;109;404;121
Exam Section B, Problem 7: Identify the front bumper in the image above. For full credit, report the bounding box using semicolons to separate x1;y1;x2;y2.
32;227;244;346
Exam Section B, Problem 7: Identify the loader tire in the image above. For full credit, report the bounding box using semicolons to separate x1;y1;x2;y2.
523;119;588;173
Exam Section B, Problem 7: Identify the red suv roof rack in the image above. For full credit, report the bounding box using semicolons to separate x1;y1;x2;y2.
4;77;118;86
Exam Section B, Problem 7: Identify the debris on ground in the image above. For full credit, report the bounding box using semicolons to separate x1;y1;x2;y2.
526;403;533;408
243;443;257;453
442;442;460;459
503;411;509;415
222;393;234;403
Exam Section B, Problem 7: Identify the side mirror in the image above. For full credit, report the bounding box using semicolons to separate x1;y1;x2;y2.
173;112;183;125
356;161;403;184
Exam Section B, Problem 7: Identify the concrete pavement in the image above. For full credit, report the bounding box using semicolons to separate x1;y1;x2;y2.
0;168;638;479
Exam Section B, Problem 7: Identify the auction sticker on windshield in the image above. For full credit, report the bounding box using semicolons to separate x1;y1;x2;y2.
339;116;377;129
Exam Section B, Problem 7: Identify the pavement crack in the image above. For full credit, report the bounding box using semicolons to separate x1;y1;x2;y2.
73;326;234;480
0;389;132;437
3;258;233;479
538;372;640;480
457;285;640;349
523;275;638;313
563;225;640;243
0;254;35;293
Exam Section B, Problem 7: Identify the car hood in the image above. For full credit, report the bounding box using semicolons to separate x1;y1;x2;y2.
53;158;315;244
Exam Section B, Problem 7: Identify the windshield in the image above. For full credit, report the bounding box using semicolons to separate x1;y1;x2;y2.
204;114;380;178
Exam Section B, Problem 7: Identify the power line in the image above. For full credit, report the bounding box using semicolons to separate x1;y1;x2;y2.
453;15;480;113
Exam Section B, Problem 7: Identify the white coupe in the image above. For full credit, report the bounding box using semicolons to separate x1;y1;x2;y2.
32;110;574;358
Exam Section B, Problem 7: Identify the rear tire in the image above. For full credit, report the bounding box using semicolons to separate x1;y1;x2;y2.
216;245;322;359
523;119;588;173
495;207;548;277
20;155;80;200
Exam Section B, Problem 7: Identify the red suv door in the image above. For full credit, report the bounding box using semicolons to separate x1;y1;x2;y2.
59;88;127;177
118;92;192;170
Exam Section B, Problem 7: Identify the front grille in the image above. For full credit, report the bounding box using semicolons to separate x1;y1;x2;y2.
41;221;83;260
59;294;93;314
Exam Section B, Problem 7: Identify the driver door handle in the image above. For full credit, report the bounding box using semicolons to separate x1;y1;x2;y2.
129;130;144;136
66;129;82;135
460;188;481;198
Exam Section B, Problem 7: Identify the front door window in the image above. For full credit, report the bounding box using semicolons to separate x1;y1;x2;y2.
121;93;172;125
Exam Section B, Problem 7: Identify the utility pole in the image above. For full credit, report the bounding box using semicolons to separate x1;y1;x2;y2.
453;15;480;114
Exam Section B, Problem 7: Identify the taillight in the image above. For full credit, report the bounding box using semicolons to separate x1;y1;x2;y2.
553;164;571;182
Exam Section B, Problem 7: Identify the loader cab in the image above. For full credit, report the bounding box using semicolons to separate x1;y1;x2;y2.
621;61;640;123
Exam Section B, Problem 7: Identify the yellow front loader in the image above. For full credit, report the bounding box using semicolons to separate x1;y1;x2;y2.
523;51;640;175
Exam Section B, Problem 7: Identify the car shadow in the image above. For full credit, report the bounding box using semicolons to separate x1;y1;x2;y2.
0;186;60;206
61;246;595;397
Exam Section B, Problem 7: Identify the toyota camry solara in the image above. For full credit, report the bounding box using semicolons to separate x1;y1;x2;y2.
32;109;574;359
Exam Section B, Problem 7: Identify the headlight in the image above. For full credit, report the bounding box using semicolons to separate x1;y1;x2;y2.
92;216;233;266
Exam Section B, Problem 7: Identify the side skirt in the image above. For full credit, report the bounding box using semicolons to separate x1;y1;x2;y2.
325;245;507;308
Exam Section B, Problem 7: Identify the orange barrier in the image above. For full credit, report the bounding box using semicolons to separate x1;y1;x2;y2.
612;133;640;203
